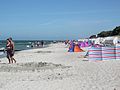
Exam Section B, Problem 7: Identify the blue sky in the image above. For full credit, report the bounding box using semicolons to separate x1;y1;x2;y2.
0;0;120;40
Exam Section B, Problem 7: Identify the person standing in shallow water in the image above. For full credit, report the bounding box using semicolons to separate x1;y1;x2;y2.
6;38;16;63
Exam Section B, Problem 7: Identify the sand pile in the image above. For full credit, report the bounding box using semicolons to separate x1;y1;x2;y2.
0;62;71;72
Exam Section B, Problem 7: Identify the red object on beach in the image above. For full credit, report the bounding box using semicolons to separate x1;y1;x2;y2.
74;44;84;52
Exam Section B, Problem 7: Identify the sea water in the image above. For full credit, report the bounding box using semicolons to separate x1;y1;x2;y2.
0;40;58;58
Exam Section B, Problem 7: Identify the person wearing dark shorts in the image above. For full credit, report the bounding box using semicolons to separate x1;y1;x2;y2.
6;38;16;63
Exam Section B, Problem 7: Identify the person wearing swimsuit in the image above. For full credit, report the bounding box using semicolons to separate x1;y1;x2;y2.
6;38;16;63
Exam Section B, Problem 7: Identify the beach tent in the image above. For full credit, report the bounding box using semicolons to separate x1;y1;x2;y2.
84;41;89;47
68;44;74;52
80;42;85;47
68;41;74;52
74;44;84;52
68;41;84;52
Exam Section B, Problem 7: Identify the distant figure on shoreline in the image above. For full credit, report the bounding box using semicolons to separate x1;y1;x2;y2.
41;40;44;47
6;37;16;64
65;40;69;46
31;41;44;48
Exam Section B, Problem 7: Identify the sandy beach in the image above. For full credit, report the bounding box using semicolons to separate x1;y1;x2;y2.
0;43;120;90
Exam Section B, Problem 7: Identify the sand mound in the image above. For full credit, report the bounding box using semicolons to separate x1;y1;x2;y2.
0;62;71;72
35;51;52;53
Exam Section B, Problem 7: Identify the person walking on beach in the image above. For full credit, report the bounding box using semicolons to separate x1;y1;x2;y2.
6;38;16;63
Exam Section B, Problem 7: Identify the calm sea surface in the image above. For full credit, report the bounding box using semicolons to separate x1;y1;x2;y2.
0;40;60;58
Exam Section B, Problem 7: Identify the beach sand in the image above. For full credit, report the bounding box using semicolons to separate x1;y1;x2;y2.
0;43;120;90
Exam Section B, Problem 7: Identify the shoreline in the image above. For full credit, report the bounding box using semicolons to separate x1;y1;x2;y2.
0;43;51;59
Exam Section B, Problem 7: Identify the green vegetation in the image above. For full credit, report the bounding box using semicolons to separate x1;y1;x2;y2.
98;26;120;37
97;31;113;37
90;26;120;38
